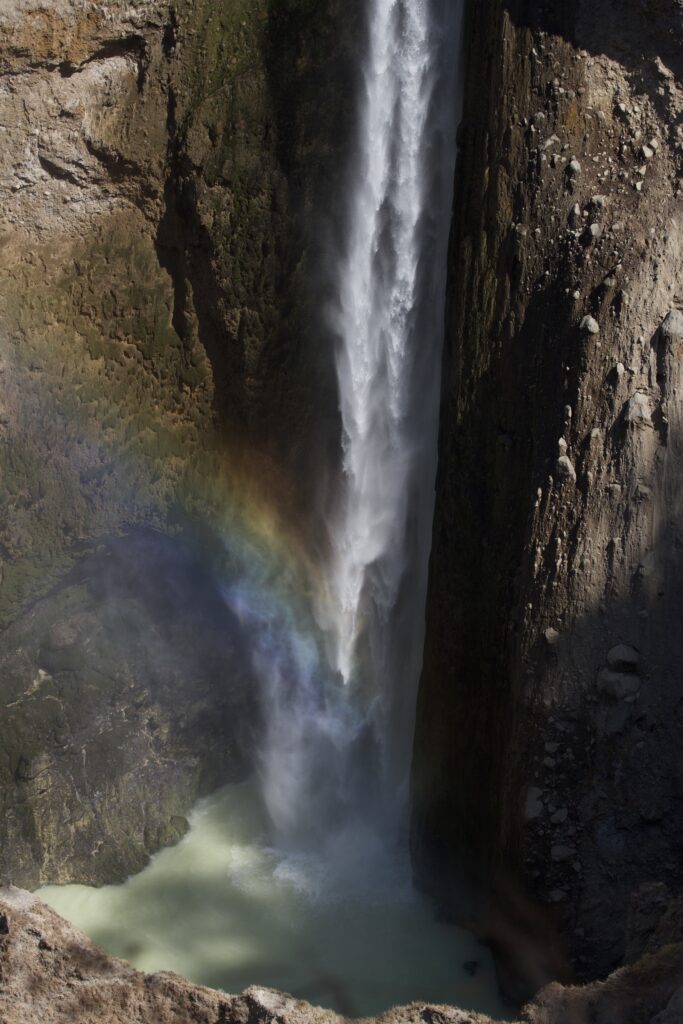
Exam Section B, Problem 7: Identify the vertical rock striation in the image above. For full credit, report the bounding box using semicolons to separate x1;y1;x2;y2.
412;0;683;984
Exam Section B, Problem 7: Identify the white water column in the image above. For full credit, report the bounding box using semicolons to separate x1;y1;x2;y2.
235;0;464;852
325;0;464;815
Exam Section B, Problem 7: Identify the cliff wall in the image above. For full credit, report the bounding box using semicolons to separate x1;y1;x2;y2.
412;0;683;986
0;0;358;887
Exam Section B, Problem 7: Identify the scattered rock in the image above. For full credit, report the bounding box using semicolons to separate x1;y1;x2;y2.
624;392;654;429
661;309;683;344
597;668;641;699
544;627;560;646
607;644;640;671
568;157;582;176
580;315;600;334
582;222;602;245
556;454;577;483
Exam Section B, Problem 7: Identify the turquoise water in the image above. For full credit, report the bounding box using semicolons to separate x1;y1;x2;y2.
39;782;507;1019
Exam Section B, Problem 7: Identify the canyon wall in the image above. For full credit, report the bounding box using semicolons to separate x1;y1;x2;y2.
0;0;357;887
412;0;683;986
2;0;683;1004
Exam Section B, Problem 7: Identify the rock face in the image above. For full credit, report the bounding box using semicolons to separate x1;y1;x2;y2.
2;888;683;1024
2;0;683;1012
0;531;255;888
412;0;683;987
0;0;360;885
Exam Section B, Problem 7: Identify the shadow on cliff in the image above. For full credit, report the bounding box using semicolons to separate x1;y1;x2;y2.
412;188;683;999
506;0;683;125
46;526;259;781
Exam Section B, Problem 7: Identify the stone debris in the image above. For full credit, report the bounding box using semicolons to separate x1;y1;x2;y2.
556;454;577;483
624;392;654;429
607;644;640;671
597;668;641;699
661;308;683;343
580;315;600;334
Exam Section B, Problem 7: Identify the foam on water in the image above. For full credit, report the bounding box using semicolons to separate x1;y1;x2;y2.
39;783;507;1020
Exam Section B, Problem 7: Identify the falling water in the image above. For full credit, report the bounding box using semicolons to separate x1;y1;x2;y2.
323;0;463;814
225;0;464;855
37;5;502;1013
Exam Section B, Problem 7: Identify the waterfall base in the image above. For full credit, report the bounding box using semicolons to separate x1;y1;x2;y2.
38;781;506;1020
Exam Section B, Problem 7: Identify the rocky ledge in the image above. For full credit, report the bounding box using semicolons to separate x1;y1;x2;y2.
1;888;683;1024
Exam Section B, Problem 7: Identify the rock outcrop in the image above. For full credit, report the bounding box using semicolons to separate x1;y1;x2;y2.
2;888;683;1024
412;0;683;990
0;0;359;886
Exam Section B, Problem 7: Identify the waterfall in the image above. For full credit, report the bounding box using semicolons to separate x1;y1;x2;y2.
324;0;463;811
229;0;464;858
